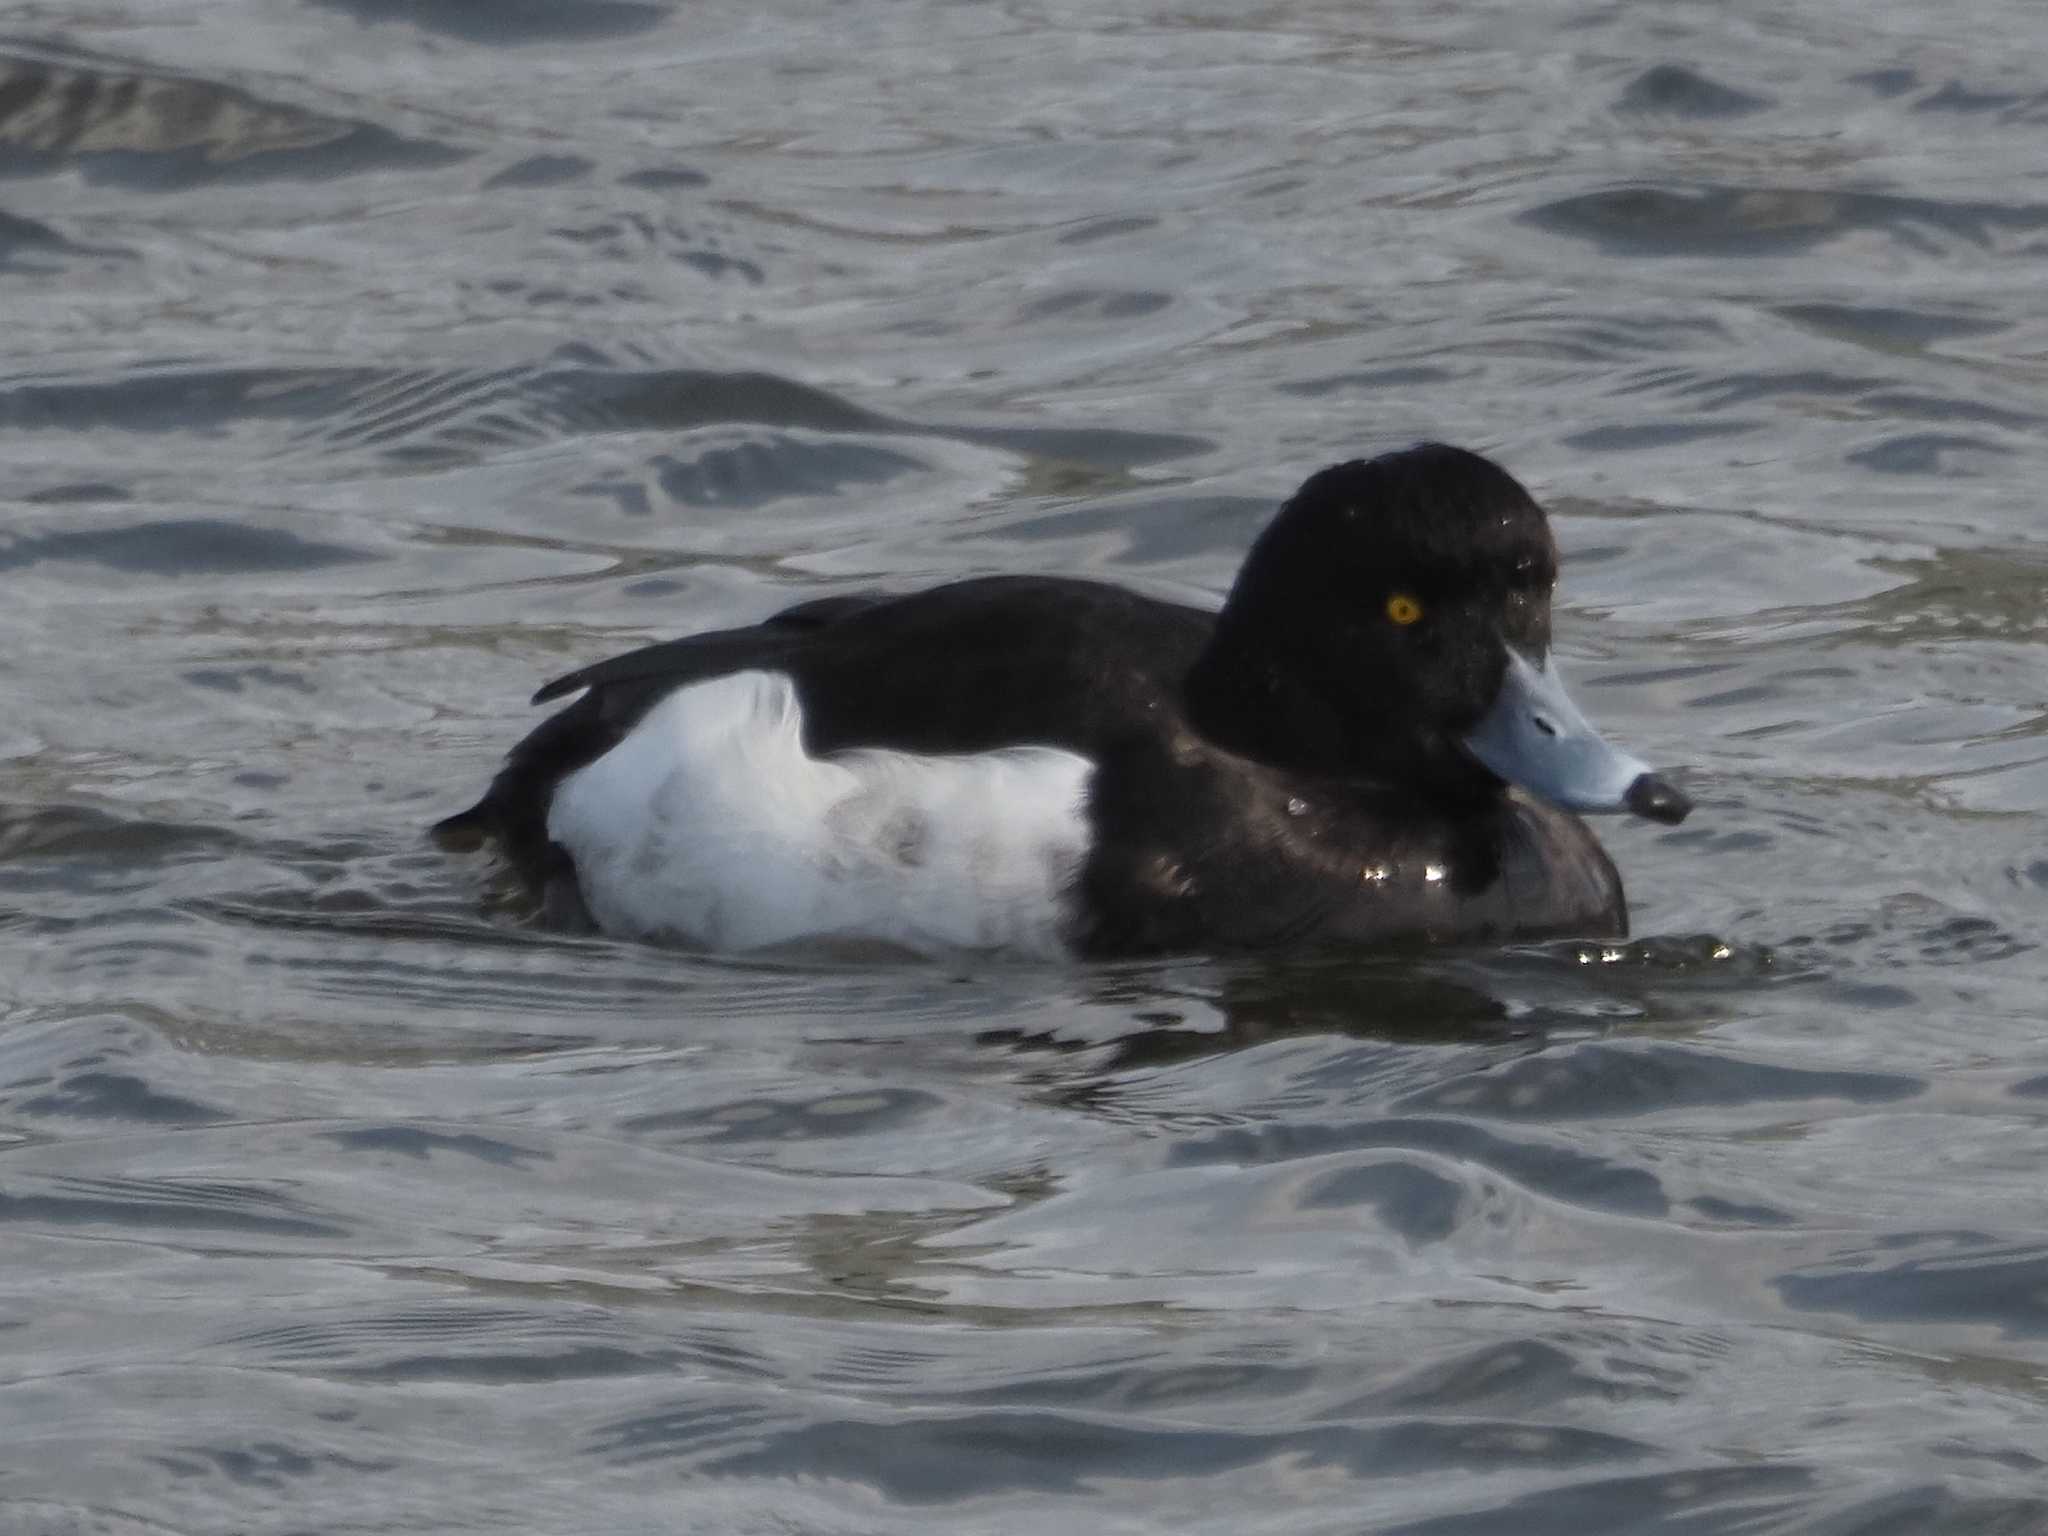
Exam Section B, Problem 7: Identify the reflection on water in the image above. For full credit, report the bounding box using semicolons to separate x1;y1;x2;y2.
0;44;465;185
4;0;2048;1531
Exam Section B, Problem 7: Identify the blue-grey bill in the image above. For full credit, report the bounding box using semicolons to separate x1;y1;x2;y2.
1462;648;1691;823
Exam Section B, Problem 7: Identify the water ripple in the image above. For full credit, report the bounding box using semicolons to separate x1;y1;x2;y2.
6;1;2048;1531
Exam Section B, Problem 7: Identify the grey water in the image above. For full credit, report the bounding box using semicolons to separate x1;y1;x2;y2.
3;1;2048;1531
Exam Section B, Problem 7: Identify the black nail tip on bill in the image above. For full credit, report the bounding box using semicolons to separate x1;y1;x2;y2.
1624;772;1692;825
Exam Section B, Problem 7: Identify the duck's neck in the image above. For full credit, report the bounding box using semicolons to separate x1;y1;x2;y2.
1183;607;1499;807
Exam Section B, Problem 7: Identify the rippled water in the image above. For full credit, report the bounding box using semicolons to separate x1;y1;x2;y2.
6;2;2048;1530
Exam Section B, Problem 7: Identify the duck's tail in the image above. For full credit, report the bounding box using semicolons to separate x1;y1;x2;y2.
429;799;493;851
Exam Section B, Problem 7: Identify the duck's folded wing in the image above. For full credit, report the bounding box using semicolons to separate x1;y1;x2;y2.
434;592;896;872
531;592;891;704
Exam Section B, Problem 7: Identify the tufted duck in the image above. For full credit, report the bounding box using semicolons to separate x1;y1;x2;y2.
435;443;1691;957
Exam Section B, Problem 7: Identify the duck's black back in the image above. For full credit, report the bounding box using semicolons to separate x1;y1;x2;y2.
437;579;1211;887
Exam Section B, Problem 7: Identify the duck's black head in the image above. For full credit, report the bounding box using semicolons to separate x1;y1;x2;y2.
1188;442;1690;823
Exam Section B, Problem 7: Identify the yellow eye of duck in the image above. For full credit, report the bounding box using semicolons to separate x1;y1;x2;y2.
1385;593;1424;626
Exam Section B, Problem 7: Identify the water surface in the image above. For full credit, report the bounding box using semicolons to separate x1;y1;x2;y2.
5;2;2048;1531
